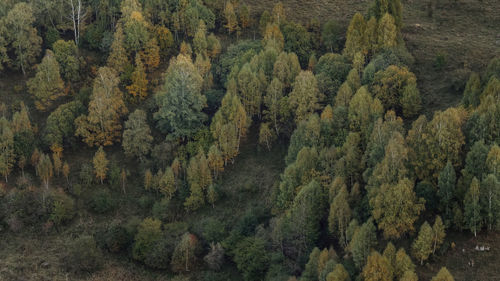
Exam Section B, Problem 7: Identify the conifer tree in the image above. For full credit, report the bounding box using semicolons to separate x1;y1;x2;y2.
127;54;148;100
75;67;128;146
412;221;433;265
464;177;482;236
27;50;65;111
93;146;109;184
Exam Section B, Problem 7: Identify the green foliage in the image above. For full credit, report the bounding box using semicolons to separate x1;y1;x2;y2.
281;22;312;67
44;101;85;147
0;117;15;182
122;109;153;161
431;267;455;281
171;232;200;272
314;53;351;101
464;177;482;236
412;221;433;265
322;20;342;52
52;40;79;82
49;192;75;225
89;189;116;214
350;219;377;269
233;237;270;281
63;235;102;274
154;54;206;140
132;218;162;262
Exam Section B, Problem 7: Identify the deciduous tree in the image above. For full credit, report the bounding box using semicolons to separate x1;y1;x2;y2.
362;251;393;281
127;55;148;100
122;109;153;161
412;221;433;265
289;70;323;122
0;117;15;182
93;146;109;184
464;177;482;236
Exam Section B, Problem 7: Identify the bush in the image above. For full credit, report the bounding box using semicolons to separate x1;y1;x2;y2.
132;218;163;262
233;237;270;281
152;199;172;221
63;235;102;274
49;191;75;225
144;239;174;269
201;218;227;243
434;53;447;71
89;189;116;214
95;223;133;253
79;163;94;186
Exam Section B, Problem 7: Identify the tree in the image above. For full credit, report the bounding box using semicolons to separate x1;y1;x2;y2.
371;65;418;112
289;71;323;122
211;91;249;164
107;25;129;75
123;11;150;53
362;251;393;281
51;144;63;177
0;117;15;182
412;222;433;265
400;271;418;281
154;54;205;140
27;50;65;111
263;78;289;136
371;178;425;239
432;216;446;254
348;86;384;140
171;233;199;272
462;72;481;108
350;219;377;269
75;67;128;146
343;13;366;59
487;144;500;177
239;5;251;29
395;248;415;280
4;2;42;74
233;237;270;281
144;169;153;190
185;149;212;211
273;52;301;89
52;40;79;82
301;247;320;281
63;162;70;184
142;38;160;71
207;145;224;179
272;2;286;25
401;84;422;118
322;20;342;52
93;146;109;184
382;242;396;274
238;63;262;117
431;267;455;281
481;174;500;230
464;177;482;237
438;161;456;224
122;109;153;161
132;218;162;262
377;13;398;50
224;1;238;34
159;167;176;199
328;185;352;248
127;54;148;100
193;20;208;55
44;101;85;147
36;153;53;192
326;264;350;281
259;123;275;151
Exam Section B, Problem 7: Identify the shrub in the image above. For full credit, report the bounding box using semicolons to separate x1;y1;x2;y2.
89;189;116;214
49;191;75;225
144;239;174;269
132;218;162;262
63;235;102;274
95;223;133;253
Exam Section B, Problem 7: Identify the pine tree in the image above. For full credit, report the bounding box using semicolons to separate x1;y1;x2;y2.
27;50;65;111
412;221;433;265
93;146;109;184
0;117;15;182
431;267;455;281
127;55;148;100
75;67;128;146
464;177;482;237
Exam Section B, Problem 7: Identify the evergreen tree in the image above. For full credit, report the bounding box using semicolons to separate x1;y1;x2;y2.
27;50;65;111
